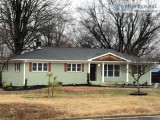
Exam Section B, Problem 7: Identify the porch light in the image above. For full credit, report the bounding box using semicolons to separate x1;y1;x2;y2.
98;64;101;67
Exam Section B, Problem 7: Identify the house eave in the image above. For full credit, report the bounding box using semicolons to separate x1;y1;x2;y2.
11;59;88;63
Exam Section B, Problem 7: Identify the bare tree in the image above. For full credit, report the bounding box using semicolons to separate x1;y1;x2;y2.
77;0;160;56
127;55;158;94
0;0;70;55
40;1;74;47
0;34;11;86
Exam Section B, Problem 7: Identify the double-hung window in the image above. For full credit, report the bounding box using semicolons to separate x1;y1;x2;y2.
104;64;120;77
32;63;48;72
4;63;8;71
67;64;82;72
132;65;143;75
15;63;20;72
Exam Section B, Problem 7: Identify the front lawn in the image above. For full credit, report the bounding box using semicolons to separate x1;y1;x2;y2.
0;86;160;120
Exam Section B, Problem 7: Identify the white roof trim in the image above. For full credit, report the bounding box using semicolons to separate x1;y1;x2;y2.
88;52;130;62
11;59;88;62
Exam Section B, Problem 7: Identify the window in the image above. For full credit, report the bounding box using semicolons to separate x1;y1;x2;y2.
4;63;8;71
132;65;143;74
67;64;82;72
32;63;48;72
15;63;20;71
104;65;120;77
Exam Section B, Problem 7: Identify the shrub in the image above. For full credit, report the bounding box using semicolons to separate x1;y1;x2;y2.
3;83;10;88
58;82;63;86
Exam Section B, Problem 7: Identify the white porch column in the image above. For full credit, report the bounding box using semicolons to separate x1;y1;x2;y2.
126;63;129;83
23;60;26;86
102;62;104;82
88;62;90;74
149;69;152;85
87;62;91;83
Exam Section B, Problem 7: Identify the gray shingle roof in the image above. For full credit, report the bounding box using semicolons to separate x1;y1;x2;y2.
12;47;133;61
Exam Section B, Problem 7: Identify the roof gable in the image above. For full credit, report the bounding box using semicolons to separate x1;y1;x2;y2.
88;53;128;62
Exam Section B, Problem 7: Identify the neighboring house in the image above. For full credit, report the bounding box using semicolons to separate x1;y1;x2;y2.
2;47;155;86
151;66;160;83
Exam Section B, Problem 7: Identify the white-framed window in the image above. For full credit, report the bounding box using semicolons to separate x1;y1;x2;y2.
15;63;20;72
4;63;8;71
67;64;82;72
132;65;144;75
32;63;48;72
104;64;120;77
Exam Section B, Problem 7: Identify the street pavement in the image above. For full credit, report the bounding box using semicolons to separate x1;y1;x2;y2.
80;116;160;120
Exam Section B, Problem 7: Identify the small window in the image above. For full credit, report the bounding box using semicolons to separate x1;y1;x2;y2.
43;63;48;71
38;63;42;71
67;64;82;72
32;63;37;71
77;64;81;71
114;65;120;77
72;64;76;71
132;65;143;75
15;63;20;72
67;64;71;71
4;63;8;71
108;65;113;77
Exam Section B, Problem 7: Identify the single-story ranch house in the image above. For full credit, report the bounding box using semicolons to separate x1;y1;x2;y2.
2;47;156;86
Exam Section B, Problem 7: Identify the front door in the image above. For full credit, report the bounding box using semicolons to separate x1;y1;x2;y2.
90;64;96;81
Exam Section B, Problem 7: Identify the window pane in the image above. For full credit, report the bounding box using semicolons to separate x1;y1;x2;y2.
38;63;42;71
67;64;71;71
115;71;120;77
115;65;120;70
43;63;48;71
77;64;81;68
104;65;107;70
72;67;76;71
77;68;81;71
108;65;113;70
33;63;37;71
77;64;81;71
72;64;76;68
138;65;141;74
72;64;76;71
67;64;71;68
108;71;113;77
104;71;107;76
67;67;71;71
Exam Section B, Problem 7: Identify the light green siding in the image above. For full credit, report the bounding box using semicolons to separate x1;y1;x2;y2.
128;65;151;85
25;63;88;86
2;62;152;86
2;63;24;86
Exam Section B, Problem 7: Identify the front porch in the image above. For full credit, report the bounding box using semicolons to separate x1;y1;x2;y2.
87;53;130;84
